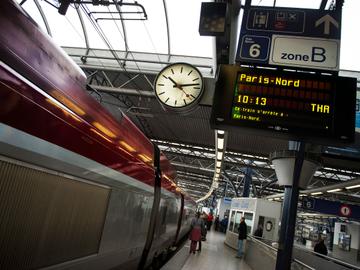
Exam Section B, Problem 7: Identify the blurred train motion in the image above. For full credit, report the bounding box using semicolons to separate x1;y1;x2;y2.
0;0;196;269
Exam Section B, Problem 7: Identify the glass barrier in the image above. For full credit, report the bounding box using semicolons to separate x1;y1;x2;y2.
229;210;236;232
234;211;242;233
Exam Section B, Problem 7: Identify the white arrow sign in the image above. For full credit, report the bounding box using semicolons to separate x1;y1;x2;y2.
315;14;339;35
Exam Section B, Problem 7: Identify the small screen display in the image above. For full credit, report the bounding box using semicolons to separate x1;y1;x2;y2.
231;71;334;133
210;65;356;145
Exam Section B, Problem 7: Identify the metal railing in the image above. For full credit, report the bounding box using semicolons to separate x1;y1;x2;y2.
248;236;315;270
250;236;360;270
294;243;360;270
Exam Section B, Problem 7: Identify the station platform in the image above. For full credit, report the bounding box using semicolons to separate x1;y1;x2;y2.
162;230;251;270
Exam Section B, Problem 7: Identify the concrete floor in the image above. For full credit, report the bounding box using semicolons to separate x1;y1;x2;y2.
162;230;252;270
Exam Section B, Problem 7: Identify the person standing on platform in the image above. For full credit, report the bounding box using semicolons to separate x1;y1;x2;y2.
237;217;247;258
189;212;205;254
314;239;328;256
201;212;208;240
214;215;220;231
254;224;263;238
220;215;228;233
207;212;214;231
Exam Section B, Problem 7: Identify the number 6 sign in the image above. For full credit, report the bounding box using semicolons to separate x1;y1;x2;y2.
238;35;270;62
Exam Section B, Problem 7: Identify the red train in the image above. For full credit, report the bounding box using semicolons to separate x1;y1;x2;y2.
0;0;196;269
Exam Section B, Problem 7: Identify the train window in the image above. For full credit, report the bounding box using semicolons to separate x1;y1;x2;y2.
161;206;168;225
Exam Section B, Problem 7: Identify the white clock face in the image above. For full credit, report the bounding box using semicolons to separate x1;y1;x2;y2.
154;63;204;108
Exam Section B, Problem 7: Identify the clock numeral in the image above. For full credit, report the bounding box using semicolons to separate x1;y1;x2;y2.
157;83;164;86
192;77;199;81
158;91;165;95
193;87;200;89
181;67;183;73
162;75;168;79
171;69;174;74
175;100;177;106
190;94;196;99
183;99;187;105
165;97;170;103
188;70;193;76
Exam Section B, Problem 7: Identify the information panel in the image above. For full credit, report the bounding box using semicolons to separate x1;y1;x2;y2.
210;65;356;145
236;6;342;71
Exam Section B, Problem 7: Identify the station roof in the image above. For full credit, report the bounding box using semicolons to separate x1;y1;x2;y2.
18;0;360;205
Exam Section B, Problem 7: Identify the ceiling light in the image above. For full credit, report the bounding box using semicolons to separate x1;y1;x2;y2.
311;192;323;195
215;173;220;178
345;184;360;190
217;151;223;160
327;188;342;193
216;168;220;173
217;138;224;149
217;130;225;135
299;194;307;197
216;161;221;167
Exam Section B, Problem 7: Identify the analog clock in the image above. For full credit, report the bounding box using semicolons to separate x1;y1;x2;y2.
154;62;204;112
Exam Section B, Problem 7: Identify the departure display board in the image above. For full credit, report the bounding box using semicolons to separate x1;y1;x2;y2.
210;65;356;145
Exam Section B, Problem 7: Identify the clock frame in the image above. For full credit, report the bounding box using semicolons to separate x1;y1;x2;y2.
154;62;204;113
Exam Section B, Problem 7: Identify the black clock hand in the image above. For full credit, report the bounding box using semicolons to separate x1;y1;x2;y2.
168;76;179;87
168;76;187;92
178;83;200;87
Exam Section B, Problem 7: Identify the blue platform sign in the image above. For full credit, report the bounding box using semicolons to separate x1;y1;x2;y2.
301;197;360;220
239;35;270;63
237;6;342;71
302;198;315;210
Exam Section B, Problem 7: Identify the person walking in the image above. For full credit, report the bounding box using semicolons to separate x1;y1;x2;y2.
314;239;328;256
189;212;205;254
237;217;247;258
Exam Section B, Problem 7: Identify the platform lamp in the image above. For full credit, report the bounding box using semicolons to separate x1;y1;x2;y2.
269;150;322;189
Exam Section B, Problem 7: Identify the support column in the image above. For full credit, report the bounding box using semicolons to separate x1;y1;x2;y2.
242;167;252;197
275;142;305;270
223;182;228;197
328;218;335;252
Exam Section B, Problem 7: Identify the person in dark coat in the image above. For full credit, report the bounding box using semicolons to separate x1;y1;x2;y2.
220;216;228;233
214;216;220;231
237;217;247;258
314;239;328;256
254;224;263;238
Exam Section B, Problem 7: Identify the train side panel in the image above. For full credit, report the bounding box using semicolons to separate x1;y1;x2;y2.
0;0;196;269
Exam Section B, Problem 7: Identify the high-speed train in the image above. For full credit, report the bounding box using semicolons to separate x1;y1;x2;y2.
0;1;196;269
